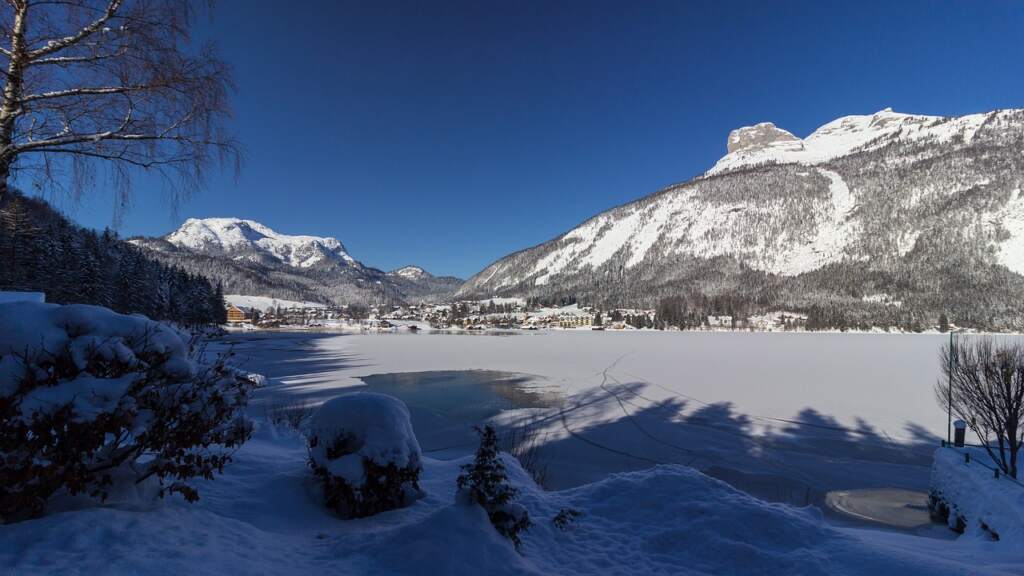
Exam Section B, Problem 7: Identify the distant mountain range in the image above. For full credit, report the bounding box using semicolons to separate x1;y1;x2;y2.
130;218;461;306
457;108;1024;331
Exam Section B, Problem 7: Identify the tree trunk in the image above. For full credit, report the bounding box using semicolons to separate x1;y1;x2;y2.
0;2;29;204
0;158;12;203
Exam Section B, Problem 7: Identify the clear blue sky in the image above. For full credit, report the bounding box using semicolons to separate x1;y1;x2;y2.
34;0;1024;278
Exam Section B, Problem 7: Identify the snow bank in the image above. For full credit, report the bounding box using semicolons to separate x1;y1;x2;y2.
0;291;44;304
930;447;1024;541
2;429;1007;575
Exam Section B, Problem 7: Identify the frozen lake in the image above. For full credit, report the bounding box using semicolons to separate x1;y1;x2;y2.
219;329;1003;528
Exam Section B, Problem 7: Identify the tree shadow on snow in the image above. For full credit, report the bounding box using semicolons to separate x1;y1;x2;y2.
498;379;942;507
215;332;376;411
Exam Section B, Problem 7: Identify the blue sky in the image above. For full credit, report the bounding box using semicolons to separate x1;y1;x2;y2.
31;0;1024;278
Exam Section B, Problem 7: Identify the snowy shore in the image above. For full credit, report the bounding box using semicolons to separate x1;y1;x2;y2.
5;328;1023;574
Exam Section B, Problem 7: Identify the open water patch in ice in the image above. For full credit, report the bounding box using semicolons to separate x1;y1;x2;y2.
357;370;561;457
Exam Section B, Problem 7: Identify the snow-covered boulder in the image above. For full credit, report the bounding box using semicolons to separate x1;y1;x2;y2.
0;302;257;522
308;392;423;518
929;447;1024;541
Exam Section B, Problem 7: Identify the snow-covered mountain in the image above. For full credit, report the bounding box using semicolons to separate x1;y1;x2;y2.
386;265;463;302
166;217;361;269
132;219;461;306
458;108;1024;330
390;265;429;280
708;108;993;175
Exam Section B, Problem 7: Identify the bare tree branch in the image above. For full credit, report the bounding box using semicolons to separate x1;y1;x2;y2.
25;0;122;59
937;338;1024;478
0;0;239;208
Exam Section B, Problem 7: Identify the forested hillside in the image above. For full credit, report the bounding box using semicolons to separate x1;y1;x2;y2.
0;193;226;325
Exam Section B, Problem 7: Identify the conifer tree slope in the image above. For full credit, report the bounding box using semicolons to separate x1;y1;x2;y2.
0;192;225;326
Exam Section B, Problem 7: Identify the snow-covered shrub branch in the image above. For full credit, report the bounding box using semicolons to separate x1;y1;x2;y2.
0;302;257;522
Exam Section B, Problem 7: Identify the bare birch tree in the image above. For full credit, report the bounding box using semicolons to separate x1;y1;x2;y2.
937;338;1024;478
0;0;237;214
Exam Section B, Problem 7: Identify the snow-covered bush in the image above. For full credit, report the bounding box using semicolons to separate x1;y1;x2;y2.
457;425;532;550
0;302;257;522
308;392;423;518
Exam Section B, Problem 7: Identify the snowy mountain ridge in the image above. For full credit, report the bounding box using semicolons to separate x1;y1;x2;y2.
389;265;429;280
166;217;359;269
708;108;994;175
458;107;1024;329
133;219;463;306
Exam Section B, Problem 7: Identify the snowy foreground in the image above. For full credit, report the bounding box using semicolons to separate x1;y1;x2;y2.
3;329;1023;574
0;423;1011;576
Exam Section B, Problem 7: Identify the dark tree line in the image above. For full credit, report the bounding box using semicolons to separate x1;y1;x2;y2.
1;192;226;325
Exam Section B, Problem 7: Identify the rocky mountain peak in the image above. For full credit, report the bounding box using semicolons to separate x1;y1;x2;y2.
726;122;803;154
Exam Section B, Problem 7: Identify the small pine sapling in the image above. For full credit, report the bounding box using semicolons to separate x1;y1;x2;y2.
457;425;532;550
552;508;583;531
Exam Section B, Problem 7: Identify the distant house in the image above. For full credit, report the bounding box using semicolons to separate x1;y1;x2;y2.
558;314;592;329
225;304;251;324
707;315;733;329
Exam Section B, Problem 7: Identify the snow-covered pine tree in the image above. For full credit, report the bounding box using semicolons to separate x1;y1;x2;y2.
457;425;532;551
0;194;39;288
211;282;228;325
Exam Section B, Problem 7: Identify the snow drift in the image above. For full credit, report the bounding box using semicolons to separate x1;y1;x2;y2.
0;423;1007;575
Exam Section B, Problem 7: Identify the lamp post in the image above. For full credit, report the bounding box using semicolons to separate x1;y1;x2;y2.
947;329;953;445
